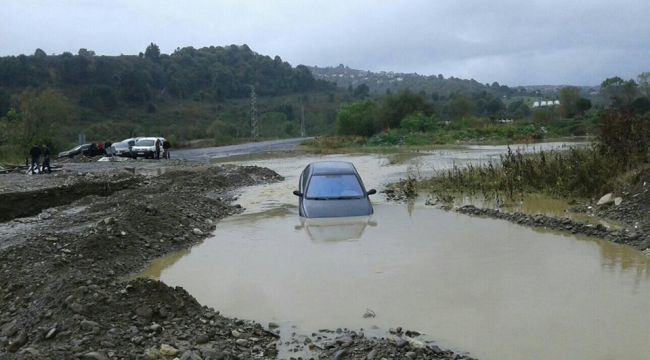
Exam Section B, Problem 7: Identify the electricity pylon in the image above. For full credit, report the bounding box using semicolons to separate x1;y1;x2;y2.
250;85;258;141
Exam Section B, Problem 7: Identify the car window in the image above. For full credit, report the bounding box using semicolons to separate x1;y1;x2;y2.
136;140;155;146
306;174;364;198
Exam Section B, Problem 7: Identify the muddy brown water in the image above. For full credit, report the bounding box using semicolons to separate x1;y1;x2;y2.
139;143;650;360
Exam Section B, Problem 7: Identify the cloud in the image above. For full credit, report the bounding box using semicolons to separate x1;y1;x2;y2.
1;0;649;85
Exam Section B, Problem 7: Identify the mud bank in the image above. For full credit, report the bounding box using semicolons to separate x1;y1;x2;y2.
0;162;477;360
0;175;139;222
0;164;284;359
455;205;650;251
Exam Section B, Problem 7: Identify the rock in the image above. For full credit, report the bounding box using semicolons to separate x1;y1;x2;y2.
144;347;161;360
80;320;100;332
235;338;249;347
363;309;376;318
45;327;57;339
160;343;179;356
614;197;623;206
192;228;203;235
405;351;417;358
69;302;85;314
0;320;18;337
82;351;109;360
597;193;614;205
136;305;154;319
268;321;279;329
195;333;209;344
366;348;378;359
231;330;241;338
396;339;409;348
7;331;27;352
180;350;203;360
150;323;162;333
333;349;348;360
19;347;40;356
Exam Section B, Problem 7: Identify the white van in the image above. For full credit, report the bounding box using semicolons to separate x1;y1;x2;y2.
131;137;166;159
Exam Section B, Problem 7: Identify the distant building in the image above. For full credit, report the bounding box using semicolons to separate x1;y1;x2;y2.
532;100;560;108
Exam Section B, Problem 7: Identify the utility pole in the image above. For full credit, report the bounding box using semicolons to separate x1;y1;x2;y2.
250;85;258;141
300;102;306;137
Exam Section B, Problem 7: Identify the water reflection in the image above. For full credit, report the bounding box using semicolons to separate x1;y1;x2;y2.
295;216;376;242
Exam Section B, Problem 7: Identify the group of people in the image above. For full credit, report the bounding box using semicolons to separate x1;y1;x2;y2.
28;144;51;174
156;138;171;159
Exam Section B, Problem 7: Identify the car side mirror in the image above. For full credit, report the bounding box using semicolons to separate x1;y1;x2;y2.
367;189;377;195
293;190;303;197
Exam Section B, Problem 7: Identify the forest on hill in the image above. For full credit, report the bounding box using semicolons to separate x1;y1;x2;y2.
0;44;339;160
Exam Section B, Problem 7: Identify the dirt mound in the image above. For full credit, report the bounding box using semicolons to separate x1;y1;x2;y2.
0;165;283;359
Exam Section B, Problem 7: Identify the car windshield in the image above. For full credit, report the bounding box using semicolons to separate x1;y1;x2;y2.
136;139;155;146
306;174;364;199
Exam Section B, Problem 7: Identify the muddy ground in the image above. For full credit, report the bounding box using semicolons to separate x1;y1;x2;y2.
0;160;476;360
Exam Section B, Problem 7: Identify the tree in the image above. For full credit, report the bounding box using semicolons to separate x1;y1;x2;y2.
77;48;95;57
34;48;47;58
446;95;475;119
353;83;369;99
79;85;118;112
379;90;432;129
576;98;592;115
0;88;10;116
507;99;531;119
336;100;380;137
637;72;650;97
119;70;152;104
400;112;437;132
600;77;637;108
11;89;76;150
559;86;580;118
144;42;161;62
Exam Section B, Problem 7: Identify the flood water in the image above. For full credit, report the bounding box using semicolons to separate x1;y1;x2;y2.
139;144;650;360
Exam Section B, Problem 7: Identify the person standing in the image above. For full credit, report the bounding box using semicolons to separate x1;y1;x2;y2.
162;139;171;159
155;138;161;159
41;144;51;173
29;144;41;174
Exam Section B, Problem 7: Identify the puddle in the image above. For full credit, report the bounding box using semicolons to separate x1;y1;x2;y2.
138;144;650;360
140;204;650;360
448;193;624;229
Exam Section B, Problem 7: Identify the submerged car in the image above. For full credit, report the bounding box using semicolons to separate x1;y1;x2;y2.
293;161;376;218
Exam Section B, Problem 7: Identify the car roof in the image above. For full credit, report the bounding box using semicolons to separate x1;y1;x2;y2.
309;161;358;175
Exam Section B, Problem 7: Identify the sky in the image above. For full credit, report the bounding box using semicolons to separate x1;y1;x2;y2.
1;0;649;86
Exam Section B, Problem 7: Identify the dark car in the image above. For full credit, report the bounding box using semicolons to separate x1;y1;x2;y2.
57;143;101;158
293;161;376;218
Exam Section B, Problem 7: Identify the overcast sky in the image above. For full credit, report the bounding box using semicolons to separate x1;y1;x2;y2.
1;0;649;86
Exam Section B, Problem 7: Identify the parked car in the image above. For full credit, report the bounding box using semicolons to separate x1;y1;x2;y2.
112;137;139;157
293;161;376;218
57;143;101;158
131;137;166;159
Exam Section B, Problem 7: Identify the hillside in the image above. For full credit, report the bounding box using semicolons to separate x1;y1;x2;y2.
309;65;602;101
309;64;517;98
0;44;341;160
